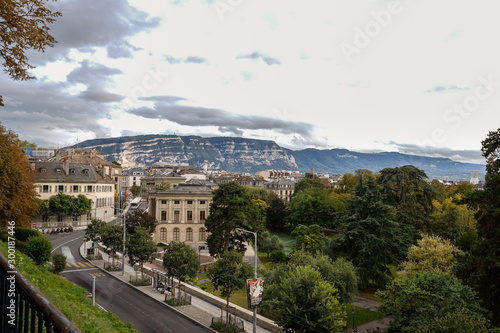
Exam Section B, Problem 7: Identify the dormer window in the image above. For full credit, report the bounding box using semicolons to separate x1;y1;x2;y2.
83;169;89;174
70;169;75;174
40;168;46;173
55;168;61;174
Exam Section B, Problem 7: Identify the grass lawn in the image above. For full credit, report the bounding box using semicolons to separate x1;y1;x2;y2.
345;304;384;328
268;230;294;254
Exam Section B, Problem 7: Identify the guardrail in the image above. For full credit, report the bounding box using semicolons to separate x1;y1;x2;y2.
0;253;81;332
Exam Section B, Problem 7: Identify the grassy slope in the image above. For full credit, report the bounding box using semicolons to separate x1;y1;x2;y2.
0;241;138;333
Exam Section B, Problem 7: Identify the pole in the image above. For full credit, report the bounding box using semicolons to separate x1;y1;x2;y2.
92;276;96;306
122;209;126;276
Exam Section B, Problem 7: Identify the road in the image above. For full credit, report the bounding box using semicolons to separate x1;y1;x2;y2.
47;230;212;333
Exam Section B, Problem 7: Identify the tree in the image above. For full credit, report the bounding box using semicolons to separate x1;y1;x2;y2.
378;165;437;230
291;224;327;254
71;194;92;219
377;272;486;333
286;188;337;228
334;173;358;194
267;265;346;333
266;197;288;229
100;223;123;266
288;251;358;303
205;181;262;257
125;209;156;235
0;0;61;106
85;218;106;244
52;252;67;274
425;308;491;333
459;128;500;325
154;181;171;191
259;231;284;258
129;185;141;197
293;178;325;196
26;235;52;265
207;250;252;307
398;234;462;278
332;178;401;289
0;122;40;228
162;241;200;285
126;227;157;280
47;192;91;219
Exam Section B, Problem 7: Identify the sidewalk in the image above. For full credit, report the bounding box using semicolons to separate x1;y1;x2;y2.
80;241;276;333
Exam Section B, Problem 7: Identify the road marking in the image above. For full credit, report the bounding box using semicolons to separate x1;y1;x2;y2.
61;268;99;273
51;235;83;253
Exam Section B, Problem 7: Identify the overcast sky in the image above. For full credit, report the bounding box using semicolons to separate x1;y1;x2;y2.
2;0;499;164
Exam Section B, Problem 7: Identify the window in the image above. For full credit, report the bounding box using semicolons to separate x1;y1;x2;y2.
160;228;167;241
174;200;180;205
87;185;93;192
161;211;167;221
161;200;167;204
40;168;46;173
187;200;193;205
73;185;79;192
55;168;61;174
57;185;64;192
83;169;89;174
42;185;50;193
174;211;180;222
173;228;180;241
187;211;193;221
73;215;78;222
70;169;75;174
186;228;193;241
200;200;206;205
200;211;206;221
199;228;206;241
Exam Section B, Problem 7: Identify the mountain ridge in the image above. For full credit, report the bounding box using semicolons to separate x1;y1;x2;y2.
65;134;485;180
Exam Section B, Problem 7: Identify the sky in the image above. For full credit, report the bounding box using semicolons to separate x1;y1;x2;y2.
1;0;499;165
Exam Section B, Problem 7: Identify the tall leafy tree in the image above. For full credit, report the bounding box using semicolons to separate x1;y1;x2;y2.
293;177;325;196
126;227;157;280
332;178;401;289
205;181;262;257
162;241;200;285
0;122;40;227
125;209;156;235
259;231;284;258
286;188;337;228
378;165;436;230
100;223;124;266
0;0;61;106
266;197;288;229
291;224;327;254
267;265;346;333
207;250;252;307
460;128;500;325
129;185;141;197
377;272;486;333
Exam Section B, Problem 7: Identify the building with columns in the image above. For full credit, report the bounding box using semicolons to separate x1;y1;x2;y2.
148;182;213;248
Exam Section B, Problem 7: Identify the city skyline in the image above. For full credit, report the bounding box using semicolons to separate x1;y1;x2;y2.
1;0;499;165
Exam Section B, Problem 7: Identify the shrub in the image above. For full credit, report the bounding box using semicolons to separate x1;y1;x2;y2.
52;253;67;274
269;250;287;263
26;236;52;265
15;227;42;242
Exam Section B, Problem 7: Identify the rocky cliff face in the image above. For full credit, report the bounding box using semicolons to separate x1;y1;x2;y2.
65;135;485;179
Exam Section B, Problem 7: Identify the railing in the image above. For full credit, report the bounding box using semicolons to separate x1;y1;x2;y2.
0;253;81;333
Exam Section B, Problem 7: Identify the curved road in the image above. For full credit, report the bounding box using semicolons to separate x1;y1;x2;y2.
47;230;211;333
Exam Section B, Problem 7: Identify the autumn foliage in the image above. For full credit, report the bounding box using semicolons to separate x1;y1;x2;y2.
0;122;40;228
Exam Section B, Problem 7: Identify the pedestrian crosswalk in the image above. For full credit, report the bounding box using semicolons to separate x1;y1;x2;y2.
48;261;94;268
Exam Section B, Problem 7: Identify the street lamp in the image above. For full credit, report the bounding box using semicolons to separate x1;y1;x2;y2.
235;227;257;333
87;194;98;220
116;207;127;276
352;308;356;333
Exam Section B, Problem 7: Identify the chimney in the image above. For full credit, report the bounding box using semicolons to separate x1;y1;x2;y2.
63;161;69;174
311;168;315;178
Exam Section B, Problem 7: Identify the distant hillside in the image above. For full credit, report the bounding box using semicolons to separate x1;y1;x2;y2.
65;135;485;180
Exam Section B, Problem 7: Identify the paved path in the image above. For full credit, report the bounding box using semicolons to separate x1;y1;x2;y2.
343;296;393;333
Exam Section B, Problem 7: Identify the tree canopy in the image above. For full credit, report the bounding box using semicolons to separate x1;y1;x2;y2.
125;209;156;235
0;0;61;106
126;226;157;280
205;181;263;257
162;241;200;284
0;122;40;227
286;188;337;228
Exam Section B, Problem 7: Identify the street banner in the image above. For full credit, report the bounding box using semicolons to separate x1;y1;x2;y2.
246;278;264;308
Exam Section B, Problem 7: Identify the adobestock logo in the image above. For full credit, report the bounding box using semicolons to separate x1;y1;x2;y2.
340;1;404;64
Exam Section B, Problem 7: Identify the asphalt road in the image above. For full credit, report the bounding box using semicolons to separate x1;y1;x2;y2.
47;230;211;333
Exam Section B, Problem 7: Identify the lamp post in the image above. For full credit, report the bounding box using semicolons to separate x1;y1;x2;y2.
87;194;98;220
352;308;356;333
116;207;127;276
235;227;257;333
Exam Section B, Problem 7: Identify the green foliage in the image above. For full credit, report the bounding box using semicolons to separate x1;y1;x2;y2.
377;272;486;333
266;197;288;229
205;181;263;257
288;251;358;304
100;223;124;265
291;224;327;254
332;178;401;289
378;165;437;230
129;185;141;197
267;265;346;333
425;308;491;333
26;235;52;265
126;227;157;279
259;231;284;258
207;250;252;305
398;234;462;278
154;181;171;191
334;173;358;194
286;188;337;228
52;252;67;274
85;218;106;243
48;192;92;218
293;178;325;195
14;226;42;242
125;209;156;234
269;250;287;263
162;241;200;283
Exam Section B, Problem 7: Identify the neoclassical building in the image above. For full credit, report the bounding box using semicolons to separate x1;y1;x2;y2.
148;181;213;248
